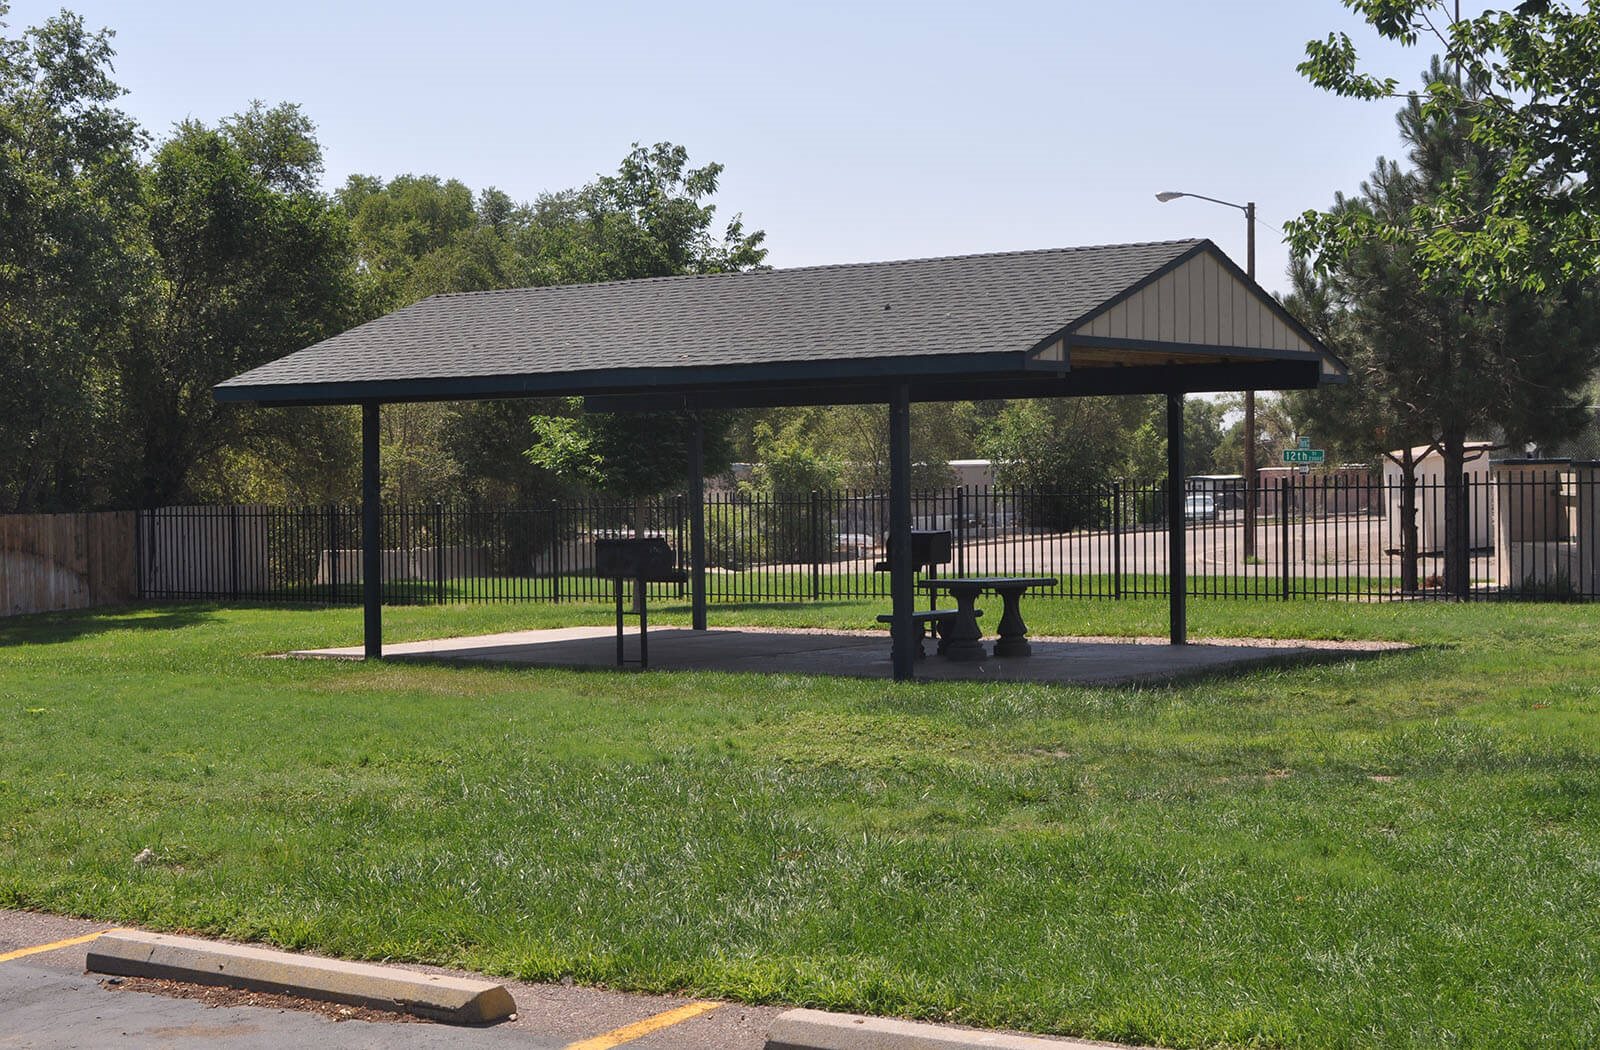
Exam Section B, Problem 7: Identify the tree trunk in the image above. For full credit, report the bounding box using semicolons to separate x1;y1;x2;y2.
1440;432;1470;599
1398;447;1420;593
139;431;193;509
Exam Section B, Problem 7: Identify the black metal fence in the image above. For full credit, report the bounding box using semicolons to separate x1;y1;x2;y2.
135;467;1600;605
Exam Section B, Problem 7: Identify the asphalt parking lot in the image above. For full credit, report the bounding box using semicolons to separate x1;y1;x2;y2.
0;910;781;1049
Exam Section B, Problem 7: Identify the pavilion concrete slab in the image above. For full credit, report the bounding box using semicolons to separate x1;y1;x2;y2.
287;626;1405;686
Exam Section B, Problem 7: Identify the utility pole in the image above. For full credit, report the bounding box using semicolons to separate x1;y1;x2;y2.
1155;189;1261;557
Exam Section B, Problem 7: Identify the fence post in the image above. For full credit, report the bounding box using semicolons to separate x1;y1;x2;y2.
433;502;445;604
953;487;967;577
1280;477;1291;599
809;489;821;600
325;504;338;604
142;508;154;598
1112;482;1123;599
228;504;240;600
134;508;144;599
1462;470;1472;600
1300;476;1309;565
550;499;562;602
672;494;686;599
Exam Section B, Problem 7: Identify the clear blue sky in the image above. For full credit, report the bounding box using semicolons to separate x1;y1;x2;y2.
8;0;1441;292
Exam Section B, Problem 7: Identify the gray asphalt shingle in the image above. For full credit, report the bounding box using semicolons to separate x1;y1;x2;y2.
216;240;1206;400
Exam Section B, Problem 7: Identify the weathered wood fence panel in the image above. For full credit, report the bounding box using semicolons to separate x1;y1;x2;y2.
0;512;138;617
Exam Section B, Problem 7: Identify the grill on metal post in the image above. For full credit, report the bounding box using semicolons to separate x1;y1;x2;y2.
594;537;687;668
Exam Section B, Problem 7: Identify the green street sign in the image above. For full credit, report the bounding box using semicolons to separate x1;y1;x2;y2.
1283;448;1326;464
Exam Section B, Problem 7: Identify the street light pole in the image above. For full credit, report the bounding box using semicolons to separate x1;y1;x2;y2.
1243;201;1257;560
1155;190;1261;557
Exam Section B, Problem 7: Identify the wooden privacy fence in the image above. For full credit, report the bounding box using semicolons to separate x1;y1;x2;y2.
0;512;138;617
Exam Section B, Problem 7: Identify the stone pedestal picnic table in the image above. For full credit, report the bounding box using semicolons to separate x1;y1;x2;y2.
918;576;1058;660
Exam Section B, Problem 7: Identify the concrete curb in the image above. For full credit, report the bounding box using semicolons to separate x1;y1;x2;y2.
765;1008;1139;1050
86;930;516;1025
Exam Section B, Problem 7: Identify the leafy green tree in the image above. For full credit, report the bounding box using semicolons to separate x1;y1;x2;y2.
333;173;537;503
745;416;840;562
528;402;734;527
805;403;970;491
443;398;570;504
748;417;842;496
1122;396;1227;482
110;105;357;507
0;5;143;510
550;142;767;282
338;174;515;314
223;99;324;194
1293;1;1600;294
526;143;766;501
982;399;1127;529
1286;61;1600;595
334;145;768;506
534;404;737;609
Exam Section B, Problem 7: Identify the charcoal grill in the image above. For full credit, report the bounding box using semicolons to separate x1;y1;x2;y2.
595;537;687;668
874;529;953;577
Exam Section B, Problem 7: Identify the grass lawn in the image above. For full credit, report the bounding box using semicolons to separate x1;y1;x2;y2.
2;596;1598;1048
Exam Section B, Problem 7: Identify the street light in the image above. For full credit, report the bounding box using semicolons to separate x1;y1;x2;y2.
1156;189;1260;557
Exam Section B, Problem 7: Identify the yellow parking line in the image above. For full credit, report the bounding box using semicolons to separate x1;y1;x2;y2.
0;928;123;964
565;1000;723;1050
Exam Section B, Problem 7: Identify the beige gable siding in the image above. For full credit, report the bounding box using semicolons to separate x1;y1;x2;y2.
1079;251;1312;353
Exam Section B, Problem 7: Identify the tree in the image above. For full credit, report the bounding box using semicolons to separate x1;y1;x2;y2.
333;146;767;507
1292;1;1600;295
109;105;357;507
748;415;842;497
1123;396;1227;482
443;398;570;503
338;173;511;313
333;173;544;503
737;416;841;564
982;399;1129;529
555;142;766;281
0;6;144;510
1212;392;1295;478
526;144;766;502
1286;61;1600;595
528;404;731;505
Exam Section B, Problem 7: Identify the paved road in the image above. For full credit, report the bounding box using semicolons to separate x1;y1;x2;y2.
0;910;779;1049
794;513;1472;582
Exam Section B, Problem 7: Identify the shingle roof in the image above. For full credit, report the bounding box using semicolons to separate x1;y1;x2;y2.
217;240;1225;403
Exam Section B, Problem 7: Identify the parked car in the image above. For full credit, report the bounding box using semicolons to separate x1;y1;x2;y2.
1184;492;1218;522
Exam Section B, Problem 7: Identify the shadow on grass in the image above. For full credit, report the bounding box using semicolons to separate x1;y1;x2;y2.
0;603;222;646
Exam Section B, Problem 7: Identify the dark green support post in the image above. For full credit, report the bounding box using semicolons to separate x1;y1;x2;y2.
1166;392;1186;645
689;413;708;630
362;402;382;660
889;382;915;680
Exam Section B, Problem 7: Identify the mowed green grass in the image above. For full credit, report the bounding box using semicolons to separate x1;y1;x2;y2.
2;597;1598;1048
